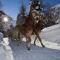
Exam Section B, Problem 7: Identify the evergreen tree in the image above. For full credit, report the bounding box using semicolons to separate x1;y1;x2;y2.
30;0;44;14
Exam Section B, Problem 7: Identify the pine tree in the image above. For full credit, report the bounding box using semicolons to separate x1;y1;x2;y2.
16;0;26;25
30;0;44;14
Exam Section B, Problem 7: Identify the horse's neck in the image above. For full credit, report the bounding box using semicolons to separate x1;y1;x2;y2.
25;16;33;24
39;19;44;23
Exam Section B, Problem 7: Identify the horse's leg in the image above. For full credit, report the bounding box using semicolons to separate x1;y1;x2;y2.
17;32;21;46
38;35;45;47
34;36;37;45
18;32;23;44
26;36;31;50
35;32;45;47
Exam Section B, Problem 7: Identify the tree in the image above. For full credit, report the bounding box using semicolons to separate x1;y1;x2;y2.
52;7;60;24
30;0;44;14
16;0;26;25
45;7;58;27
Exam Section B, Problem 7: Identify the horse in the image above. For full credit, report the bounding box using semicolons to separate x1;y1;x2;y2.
16;12;46;50
7;12;45;50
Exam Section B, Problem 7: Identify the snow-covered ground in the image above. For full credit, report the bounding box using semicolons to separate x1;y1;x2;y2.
0;24;60;60
41;24;60;50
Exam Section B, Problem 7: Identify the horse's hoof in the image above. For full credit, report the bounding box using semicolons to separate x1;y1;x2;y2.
42;45;45;48
27;48;30;51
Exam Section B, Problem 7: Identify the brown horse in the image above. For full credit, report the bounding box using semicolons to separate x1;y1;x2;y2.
16;13;45;50
7;11;45;50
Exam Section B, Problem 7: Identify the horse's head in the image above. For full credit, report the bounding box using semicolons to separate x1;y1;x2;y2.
31;11;45;24
31;11;47;29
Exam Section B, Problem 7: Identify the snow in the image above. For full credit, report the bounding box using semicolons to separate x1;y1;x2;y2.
0;24;60;60
41;24;60;45
0;37;15;60
42;24;60;32
52;4;60;9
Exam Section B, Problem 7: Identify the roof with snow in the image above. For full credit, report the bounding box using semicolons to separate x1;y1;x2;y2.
0;10;6;16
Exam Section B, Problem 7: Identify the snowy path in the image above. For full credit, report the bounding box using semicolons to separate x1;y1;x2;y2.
0;24;60;60
41;24;60;43
9;41;60;60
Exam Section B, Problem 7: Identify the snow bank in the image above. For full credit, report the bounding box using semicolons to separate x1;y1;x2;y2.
0;38;15;60
42;24;60;32
52;4;60;9
41;24;60;45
